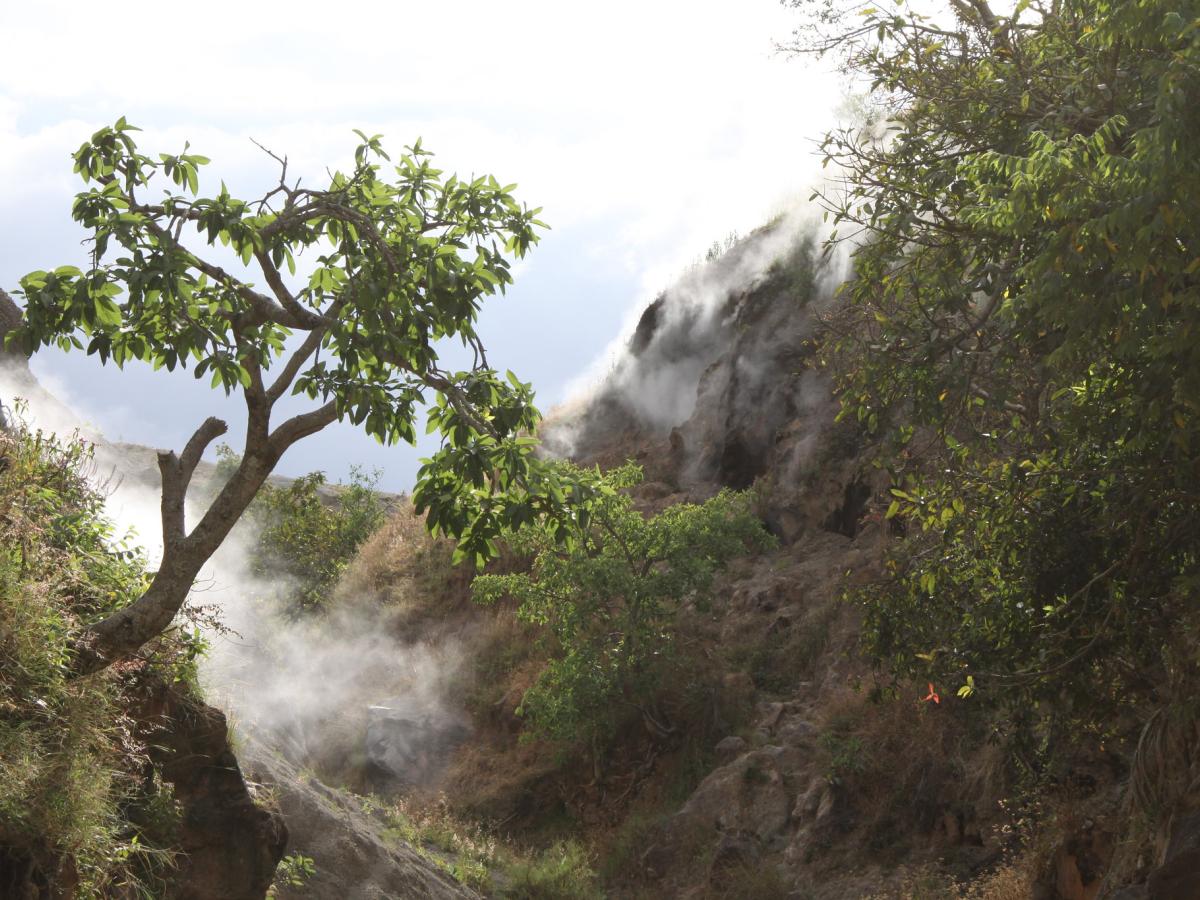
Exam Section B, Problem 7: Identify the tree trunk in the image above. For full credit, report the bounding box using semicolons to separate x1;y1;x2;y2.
74;444;276;676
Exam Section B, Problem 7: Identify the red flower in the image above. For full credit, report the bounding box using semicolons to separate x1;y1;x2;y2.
923;683;941;704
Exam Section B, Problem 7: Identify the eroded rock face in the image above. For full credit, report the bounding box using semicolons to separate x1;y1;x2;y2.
674;747;794;841
126;670;287;900
1048;823;1112;900
545;223;858;544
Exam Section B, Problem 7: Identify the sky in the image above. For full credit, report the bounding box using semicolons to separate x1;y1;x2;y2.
0;0;842;492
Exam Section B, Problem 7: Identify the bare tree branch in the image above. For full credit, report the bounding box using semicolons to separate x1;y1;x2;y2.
253;248;327;329
268;401;338;454
267;327;327;404
157;416;228;552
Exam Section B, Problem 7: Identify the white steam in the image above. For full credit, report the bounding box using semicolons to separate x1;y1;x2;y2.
200;534;467;780
0;357;466;788
565;209;820;431
545;198;850;467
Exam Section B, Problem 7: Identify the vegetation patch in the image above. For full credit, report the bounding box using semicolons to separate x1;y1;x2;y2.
0;419;188;896
474;463;774;759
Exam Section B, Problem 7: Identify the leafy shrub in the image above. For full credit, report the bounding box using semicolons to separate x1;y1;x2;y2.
809;0;1200;770
267;852;316;897
818;732;865;786
0;419;181;895
218;445;386;614
473;463;774;752
252;467;385;614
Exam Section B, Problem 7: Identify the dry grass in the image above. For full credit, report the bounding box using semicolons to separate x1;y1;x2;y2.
961;862;1037;899
864;858;1035;899
363;792;602;898
337;501;474;619
813;687;975;827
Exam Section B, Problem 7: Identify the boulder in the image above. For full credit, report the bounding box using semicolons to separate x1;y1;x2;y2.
1043;820;1113;900
708;830;763;887
775;715;817;746
785;778;853;866
1147;809;1200;899
126;670;287;900
715;735;750;761
1107;886;1149;899
672;748;791;841
245;740;476;900
364;698;469;792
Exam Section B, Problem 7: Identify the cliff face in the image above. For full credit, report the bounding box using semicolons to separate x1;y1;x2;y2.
126;671;288;900
528;225;948;896
546;219;862;543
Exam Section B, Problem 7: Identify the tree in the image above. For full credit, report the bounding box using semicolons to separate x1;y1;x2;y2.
473;464;773;752
11;120;578;674
788;0;1200;740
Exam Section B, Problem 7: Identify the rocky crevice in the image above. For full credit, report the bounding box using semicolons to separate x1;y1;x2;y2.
125;669;287;900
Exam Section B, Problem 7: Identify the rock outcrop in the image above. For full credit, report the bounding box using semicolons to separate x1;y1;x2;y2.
125;670;288;900
546;220;858;545
243;740;477;900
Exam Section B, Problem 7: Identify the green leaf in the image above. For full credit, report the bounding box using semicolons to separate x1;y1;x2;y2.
93;298;122;327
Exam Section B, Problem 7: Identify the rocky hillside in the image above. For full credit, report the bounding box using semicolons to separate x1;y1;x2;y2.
397;222;1195;898
242;739;477;900
546;217;861;540
5;195;1197;897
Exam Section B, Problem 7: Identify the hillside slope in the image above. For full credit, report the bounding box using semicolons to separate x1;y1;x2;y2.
542;224;1199;898
356;222;1198;899
0;407;284;898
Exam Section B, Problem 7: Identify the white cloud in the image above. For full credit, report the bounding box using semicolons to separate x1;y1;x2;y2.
0;0;843;488
1;0;836;250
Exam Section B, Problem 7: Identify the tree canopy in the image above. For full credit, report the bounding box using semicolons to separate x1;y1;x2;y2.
794;0;1200;749
11;121;585;671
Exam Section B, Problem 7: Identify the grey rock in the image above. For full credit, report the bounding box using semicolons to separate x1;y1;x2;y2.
775;716;817;745
1105;885;1148;900
715;735;750;760
244;739;476;899
757;701;786;730
672;749;791;841
364;697;468;790
1148;809;1200;899
708;830;763;885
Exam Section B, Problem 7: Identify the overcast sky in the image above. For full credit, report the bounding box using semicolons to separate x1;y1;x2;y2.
0;0;841;492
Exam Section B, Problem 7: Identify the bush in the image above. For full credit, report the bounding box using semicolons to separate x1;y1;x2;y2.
0;418;182;895
473;463;774;754
217;445;386;615
808;0;1200;775
253;467;385;614
267;852;316;897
